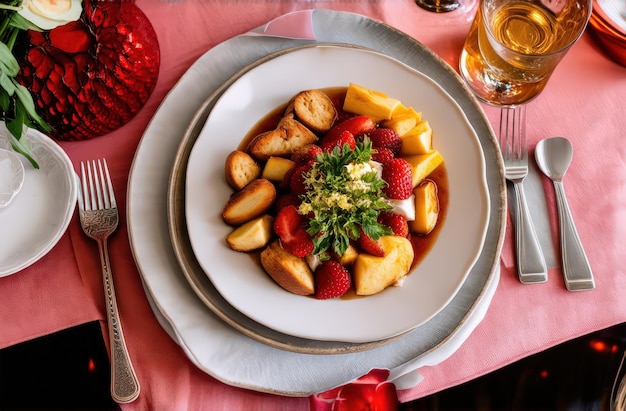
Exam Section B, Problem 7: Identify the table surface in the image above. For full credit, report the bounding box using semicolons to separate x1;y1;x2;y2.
1;1;625;409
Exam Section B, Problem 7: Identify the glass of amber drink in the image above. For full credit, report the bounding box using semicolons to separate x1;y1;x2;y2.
459;0;592;106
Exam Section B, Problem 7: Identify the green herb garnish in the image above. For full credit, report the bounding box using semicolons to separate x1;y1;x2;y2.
298;139;392;260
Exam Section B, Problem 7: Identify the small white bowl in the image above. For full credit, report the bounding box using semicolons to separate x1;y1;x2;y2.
0;149;25;209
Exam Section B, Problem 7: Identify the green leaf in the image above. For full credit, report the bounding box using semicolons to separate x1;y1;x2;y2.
0;88;9;111
9;13;44;31
0;69;16;95
5;118;39;169
0;41;19;77
13;81;49;130
6;103;24;136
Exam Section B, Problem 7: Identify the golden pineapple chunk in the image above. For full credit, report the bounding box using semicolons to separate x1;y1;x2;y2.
343;83;401;123
381;105;423;137
391;104;423;120
385;118;417;137
400;121;433;156
410;180;439;235
337;244;359;266
404;150;444;188
353;236;414;296
226;214;275;252
261;156;295;182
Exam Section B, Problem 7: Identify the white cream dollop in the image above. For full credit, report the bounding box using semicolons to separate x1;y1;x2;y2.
388;195;416;221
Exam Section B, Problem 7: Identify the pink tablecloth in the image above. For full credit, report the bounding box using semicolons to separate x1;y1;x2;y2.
1;1;625;409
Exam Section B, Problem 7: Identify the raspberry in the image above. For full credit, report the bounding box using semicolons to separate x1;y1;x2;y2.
315;261;351;300
382;158;413;200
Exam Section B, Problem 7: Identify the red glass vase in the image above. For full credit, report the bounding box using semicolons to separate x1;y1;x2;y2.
18;0;160;141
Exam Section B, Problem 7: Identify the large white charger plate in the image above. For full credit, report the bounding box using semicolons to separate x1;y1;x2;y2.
128;9;505;395
185;45;490;343
0;124;77;276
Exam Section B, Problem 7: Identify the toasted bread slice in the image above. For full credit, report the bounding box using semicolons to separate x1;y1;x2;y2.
260;240;315;295
222;178;276;226
224;150;262;190
285;89;337;133
248;114;318;161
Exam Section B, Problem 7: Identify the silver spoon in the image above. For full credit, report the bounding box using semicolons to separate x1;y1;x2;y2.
535;137;595;291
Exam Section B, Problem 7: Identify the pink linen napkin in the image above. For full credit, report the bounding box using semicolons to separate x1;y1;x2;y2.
245;9;316;40
0;231;101;348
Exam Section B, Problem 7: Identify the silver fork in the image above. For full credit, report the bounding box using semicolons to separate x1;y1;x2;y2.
78;159;140;403
499;106;548;284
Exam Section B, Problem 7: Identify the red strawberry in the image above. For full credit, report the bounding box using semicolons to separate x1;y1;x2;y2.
382;158;413;200
379;211;409;237
290;163;313;195
275;193;301;211
357;128;402;155
291;144;323;164
274;206;314;258
357;230;386;257
371;147;395;163
282;230;315;258
315;261;351;300
320;130;356;153
274;205;304;238
279;166;296;191
324;115;375;143
334;111;356;124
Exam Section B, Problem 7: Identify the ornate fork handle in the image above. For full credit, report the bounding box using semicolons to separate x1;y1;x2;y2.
94;229;141;403
83;207;140;403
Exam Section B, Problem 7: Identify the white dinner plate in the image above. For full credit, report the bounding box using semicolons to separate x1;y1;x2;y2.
0;124;77;276
185;45;490;343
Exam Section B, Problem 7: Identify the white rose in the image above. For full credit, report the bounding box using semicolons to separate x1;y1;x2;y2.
18;0;83;30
